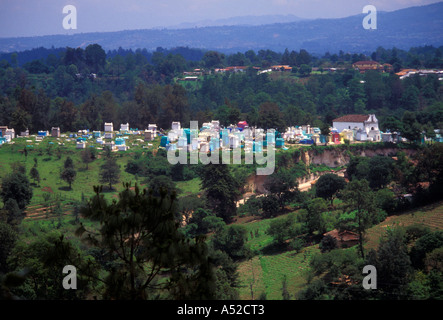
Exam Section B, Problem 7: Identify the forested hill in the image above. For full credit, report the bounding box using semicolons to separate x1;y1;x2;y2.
0;2;442;54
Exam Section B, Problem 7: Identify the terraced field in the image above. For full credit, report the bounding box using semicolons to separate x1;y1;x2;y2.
365;201;443;250
237;245;320;300
24;202;75;221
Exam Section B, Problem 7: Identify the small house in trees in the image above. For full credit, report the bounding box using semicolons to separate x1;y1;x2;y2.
51;127;61;137
104;122;113;132
271;65;292;72
352;61;383;73
323;229;360;249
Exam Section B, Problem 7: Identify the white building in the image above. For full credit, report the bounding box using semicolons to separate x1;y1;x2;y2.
355;128;368;141
368;128;381;142
332;114;379;135
5;128;15;139
148;124;157;135
120;123;129;131
211;120;220;131
381;132;393;142
171;122;181;131
104;122;114;132
144;129;154;141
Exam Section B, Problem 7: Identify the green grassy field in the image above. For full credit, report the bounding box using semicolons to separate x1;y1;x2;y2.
0;133;161;211
233;211;320;300
176;177;202;197
237;245;320;300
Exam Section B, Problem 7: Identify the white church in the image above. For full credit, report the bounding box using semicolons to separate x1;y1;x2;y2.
332;114;381;141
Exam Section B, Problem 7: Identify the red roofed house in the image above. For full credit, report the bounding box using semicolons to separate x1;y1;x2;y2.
352;60;383;73
323;229;360;249
332;114;380;141
271;65;293;72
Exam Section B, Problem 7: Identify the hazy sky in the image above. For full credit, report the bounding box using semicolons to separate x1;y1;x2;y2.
0;0;441;37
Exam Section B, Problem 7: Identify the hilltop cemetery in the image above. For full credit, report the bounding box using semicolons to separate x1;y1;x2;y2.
1;112;441;154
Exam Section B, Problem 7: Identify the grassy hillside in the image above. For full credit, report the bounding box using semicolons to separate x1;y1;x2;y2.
0;133;163;211
235;201;443;300
364;200;443;250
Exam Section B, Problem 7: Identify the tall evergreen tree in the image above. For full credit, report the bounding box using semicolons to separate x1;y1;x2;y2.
99;157;121;190
77;184;216;299
60;156;76;189
342;179;378;258
200;164;239;223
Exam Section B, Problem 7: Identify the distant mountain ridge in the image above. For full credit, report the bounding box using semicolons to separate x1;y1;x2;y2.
0;2;442;54
163;14;308;29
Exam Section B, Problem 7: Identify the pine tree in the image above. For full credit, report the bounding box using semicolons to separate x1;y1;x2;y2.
99;157;120;190
61;156;76;189
199;163;239;223
77;183;216;299
30;166;40;186
342;179;378;258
